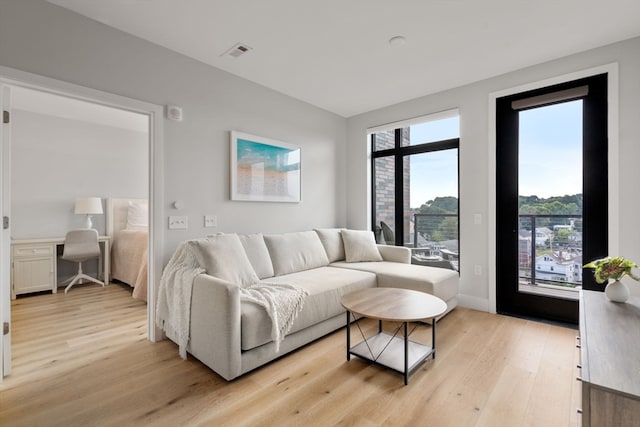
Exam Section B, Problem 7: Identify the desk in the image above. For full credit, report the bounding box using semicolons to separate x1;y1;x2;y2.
11;236;110;299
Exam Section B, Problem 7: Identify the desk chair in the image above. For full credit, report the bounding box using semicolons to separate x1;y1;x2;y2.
62;229;105;293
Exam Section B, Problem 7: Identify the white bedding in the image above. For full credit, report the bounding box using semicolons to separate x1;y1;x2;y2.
107;198;149;301
111;229;148;301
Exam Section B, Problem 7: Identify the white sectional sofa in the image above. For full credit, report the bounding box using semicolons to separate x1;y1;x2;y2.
167;228;459;381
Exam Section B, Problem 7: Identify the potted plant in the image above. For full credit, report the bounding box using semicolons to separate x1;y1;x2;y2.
584;256;639;302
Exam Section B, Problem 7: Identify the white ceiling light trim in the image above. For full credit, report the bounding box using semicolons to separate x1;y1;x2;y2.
388;36;406;47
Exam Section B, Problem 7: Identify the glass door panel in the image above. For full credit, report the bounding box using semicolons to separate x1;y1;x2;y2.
517;101;583;300
374;156;395;244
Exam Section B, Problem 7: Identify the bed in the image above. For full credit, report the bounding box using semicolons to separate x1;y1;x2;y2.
106;198;148;302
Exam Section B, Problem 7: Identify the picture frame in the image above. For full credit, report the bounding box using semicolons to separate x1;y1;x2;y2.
230;131;301;202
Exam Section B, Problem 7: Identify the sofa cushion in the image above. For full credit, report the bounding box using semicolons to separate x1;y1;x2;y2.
331;261;459;303
239;233;275;279
241;266;376;350
314;228;346;262
263;231;330;276
191;234;259;287
340;229;383;262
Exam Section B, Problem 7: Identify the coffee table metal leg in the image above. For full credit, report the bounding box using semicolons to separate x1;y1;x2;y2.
404;321;409;385
432;318;436;359
346;311;351;361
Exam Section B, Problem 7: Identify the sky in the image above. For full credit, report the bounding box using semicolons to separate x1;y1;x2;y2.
408;101;583;208
409;117;458;208
518;100;582;198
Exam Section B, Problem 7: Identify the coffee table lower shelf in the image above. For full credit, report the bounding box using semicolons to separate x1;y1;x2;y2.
348;331;434;384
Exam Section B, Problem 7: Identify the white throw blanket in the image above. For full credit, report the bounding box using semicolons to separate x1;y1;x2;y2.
156;242;204;359
156;241;308;358
241;282;308;352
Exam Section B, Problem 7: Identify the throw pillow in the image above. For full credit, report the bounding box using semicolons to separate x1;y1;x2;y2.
239;233;275;279
263;231;330;276
314;228;346;262
191;233;259;287
341;229;383;263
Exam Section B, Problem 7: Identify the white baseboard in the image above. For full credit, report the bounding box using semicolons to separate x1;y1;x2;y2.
457;294;490;312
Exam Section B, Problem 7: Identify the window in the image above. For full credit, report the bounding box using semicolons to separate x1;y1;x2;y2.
370;110;460;271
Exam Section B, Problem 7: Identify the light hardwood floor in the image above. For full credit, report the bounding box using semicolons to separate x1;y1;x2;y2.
0;284;581;426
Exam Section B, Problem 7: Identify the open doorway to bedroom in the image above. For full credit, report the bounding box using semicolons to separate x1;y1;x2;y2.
6;85;150;377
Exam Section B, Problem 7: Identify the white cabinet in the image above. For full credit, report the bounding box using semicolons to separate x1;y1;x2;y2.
10;237;110;299
11;242;56;299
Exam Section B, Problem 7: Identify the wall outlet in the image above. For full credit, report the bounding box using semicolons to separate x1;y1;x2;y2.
474;213;482;225
168;215;188;230
204;215;217;228
474;265;482;276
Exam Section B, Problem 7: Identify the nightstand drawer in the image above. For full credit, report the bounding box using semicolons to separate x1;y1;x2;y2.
13;245;53;258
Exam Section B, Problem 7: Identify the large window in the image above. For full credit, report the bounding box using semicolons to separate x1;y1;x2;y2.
370;110;460;271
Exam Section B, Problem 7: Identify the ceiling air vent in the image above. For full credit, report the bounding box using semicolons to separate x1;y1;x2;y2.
222;43;253;58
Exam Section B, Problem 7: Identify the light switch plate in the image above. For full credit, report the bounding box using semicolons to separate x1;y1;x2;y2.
169;215;188;230
204;215;217;228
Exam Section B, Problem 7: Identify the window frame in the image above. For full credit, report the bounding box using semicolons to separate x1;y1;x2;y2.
370;124;460;248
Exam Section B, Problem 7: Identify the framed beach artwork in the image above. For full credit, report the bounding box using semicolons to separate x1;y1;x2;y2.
230;131;301;202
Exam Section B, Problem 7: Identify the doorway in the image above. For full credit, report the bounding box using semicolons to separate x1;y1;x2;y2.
495;73;608;324
0;69;162;380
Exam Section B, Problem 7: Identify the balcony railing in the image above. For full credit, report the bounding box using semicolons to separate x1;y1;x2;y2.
518;213;583;298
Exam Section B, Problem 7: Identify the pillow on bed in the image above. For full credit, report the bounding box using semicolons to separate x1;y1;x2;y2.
340;229;383;263
191;233;259;287
126;201;148;230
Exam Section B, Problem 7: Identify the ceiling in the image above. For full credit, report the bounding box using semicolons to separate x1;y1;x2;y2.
12;86;149;132
47;0;640;118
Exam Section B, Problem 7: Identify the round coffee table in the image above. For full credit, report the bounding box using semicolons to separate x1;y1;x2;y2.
341;287;447;385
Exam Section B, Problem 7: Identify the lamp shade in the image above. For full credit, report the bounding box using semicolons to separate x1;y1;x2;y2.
75;197;103;215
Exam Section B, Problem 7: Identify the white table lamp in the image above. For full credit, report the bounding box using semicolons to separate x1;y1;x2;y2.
75;197;103;229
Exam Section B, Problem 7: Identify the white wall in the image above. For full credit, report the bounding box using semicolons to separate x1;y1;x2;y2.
0;1;348;262
11;110;148;239
347;36;640;308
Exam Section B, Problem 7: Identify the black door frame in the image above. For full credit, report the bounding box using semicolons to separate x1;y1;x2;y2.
495;73;608;324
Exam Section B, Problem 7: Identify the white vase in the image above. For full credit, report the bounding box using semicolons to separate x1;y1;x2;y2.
605;280;629;303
